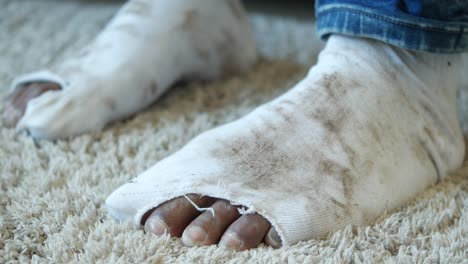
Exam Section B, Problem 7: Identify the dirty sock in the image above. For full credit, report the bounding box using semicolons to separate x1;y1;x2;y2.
8;0;255;139
106;35;465;246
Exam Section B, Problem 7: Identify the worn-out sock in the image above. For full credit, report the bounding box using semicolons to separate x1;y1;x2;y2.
10;0;255;139
106;35;465;246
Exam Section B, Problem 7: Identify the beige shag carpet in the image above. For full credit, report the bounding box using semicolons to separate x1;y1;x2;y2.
1;1;467;263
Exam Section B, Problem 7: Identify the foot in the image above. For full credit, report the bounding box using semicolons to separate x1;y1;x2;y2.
106;35;465;249
3;0;255;139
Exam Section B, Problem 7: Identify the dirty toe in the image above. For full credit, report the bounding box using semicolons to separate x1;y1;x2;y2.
143;194;216;237
2;82;61;127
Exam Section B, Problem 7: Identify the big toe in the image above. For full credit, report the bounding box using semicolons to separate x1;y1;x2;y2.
143;194;216;237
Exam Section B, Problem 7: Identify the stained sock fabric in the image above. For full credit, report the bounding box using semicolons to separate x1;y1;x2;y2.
106;35;465;246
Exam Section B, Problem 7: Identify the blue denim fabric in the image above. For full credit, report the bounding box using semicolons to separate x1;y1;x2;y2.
316;0;468;53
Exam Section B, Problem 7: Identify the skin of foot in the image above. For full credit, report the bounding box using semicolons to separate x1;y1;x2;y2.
106;34;465;250
2;0;256;139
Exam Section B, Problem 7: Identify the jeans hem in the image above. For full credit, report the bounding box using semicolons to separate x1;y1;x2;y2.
316;4;468;53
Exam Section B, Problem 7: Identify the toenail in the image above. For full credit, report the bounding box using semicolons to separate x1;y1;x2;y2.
219;232;243;250
182;226;208;247
145;217;169;236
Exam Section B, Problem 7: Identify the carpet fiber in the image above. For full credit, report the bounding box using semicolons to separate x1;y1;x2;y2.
1;1;467;263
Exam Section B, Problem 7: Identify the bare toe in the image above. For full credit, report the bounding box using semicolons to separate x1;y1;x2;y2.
182;200;240;247
143;194;216;237
2;82;61;127
263;227;282;249
219;213;271;251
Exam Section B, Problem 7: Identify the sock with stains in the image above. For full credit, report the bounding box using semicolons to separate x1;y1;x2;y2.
106;35;465;246
8;0;255;139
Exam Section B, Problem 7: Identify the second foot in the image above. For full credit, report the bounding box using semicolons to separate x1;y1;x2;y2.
3;0;256;139
142;194;282;250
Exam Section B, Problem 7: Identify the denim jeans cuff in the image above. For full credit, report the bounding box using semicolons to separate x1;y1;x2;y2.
316;3;468;53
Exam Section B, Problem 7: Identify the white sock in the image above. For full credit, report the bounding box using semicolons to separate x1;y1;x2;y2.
11;0;256;139
106;35;465;246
